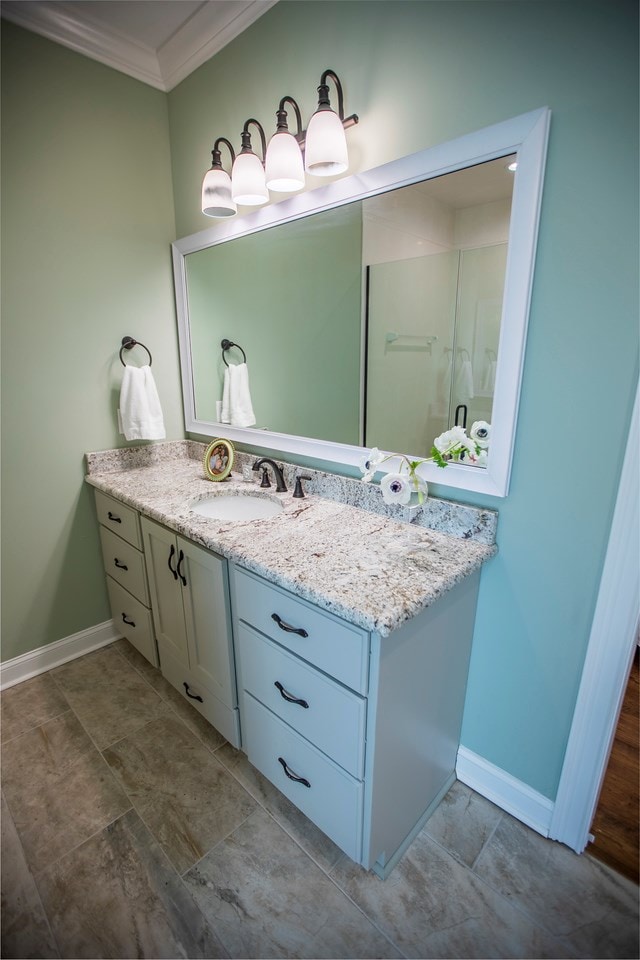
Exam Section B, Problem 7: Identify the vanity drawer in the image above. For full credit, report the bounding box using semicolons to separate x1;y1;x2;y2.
95;490;142;549
238;623;366;778
157;637;241;748
233;568;370;694
99;526;149;605
242;692;363;862
106;576;157;667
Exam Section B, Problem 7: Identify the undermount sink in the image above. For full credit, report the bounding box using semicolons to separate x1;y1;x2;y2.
190;492;284;522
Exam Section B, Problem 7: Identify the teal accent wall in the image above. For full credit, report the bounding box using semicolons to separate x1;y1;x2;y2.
1;1;637;804
1;23;183;662
168;0;638;799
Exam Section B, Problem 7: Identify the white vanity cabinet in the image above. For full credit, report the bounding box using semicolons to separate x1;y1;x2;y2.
141;516;240;747
95;490;158;667
231;564;481;878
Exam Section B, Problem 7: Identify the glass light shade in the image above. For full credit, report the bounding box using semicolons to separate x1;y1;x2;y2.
201;168;237;218
304;109;348;177
265;131;305;192
231;152;269;206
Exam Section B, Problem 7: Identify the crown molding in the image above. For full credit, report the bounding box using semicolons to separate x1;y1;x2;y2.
0;0;278;92
158;1;279;91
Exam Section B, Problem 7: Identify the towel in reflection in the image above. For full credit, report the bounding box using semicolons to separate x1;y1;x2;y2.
221;362;256;428
455;358;475;402
482;359;497;394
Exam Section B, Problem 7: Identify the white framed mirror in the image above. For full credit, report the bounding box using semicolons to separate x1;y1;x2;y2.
173;107;550;497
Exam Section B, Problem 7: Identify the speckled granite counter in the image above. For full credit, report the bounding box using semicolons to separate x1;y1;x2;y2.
86;441;497;637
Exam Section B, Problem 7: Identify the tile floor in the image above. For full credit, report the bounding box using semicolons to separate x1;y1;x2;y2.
2;640;638;959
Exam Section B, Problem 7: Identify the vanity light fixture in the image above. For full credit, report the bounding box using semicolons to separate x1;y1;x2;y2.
265;96;305;193
201;69;358;217
231;119;269;206
201;138;237;218
304;69;356;177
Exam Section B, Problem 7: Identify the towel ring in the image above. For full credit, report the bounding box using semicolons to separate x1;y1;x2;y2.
221;339;246;366
120;336;152;367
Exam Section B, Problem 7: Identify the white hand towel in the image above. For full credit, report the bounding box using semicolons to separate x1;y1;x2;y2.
228;362;256;427
482;359;497;393
455;359;475;402
221;367;231;423
118;365;166;441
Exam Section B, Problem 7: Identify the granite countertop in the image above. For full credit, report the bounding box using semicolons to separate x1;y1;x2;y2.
85;443;497;637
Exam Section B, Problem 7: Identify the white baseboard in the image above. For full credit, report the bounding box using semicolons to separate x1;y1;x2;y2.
456;745;554;837
0;620;121;690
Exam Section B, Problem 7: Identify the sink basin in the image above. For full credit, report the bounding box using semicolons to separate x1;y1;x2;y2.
190;493;283;521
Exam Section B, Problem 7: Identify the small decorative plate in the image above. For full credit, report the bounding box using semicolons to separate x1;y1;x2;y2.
203;439;234;482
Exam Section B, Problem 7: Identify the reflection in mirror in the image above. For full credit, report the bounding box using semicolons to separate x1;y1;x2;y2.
187;155;515;469
363;156;514;464
174;108;550;497
188;204;362;443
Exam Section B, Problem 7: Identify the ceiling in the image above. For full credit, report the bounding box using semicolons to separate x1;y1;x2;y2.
0;0;279;91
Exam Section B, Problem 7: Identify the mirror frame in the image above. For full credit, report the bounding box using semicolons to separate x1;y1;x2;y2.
172;107;550;497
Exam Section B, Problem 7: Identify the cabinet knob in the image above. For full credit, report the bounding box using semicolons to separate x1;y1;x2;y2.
278;757;311;788
114;558;128;570
122;613;135;627
107;511;122;524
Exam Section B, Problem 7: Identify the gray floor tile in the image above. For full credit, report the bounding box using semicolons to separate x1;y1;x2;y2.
423;779;503;867
330;828;572;959
184;807;400;959
113;638;174;696
114;639;228;752
1;673;70;743
36;808;227;959
2;711;131;873
103;712;256;873
51;645;166;749
216;741;345;872
473;813;640;958
1;792;59;959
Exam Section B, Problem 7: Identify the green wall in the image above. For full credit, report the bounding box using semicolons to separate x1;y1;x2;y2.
2;1;637;804
1;23;184;662
167;0;638;799
187;204;362;443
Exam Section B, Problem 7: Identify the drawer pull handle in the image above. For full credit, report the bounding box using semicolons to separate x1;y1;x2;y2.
122;613;136;627
107;511;122;524
176;550;187;587
278;757;310;788
271;613;308;638
114;558;128;571
167;544;178;581
274;681;309;709
183;682;203;703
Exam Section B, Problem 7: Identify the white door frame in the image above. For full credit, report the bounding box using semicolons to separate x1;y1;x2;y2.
549;381;640;852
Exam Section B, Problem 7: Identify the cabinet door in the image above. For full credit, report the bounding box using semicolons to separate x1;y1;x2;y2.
141;518;188;666
179;536;236;709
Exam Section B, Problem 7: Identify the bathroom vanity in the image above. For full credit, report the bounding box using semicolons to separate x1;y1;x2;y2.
86;440;496;878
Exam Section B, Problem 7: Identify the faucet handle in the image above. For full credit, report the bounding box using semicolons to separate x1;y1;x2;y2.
293;475;312;499
260;467;271;488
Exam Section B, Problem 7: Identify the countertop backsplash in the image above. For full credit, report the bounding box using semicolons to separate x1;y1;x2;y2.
86;440;497;546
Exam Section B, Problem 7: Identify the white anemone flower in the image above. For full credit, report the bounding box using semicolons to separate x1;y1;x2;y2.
470;421;491;449
380;472;412;505
433;425;470;456
359;447;386;482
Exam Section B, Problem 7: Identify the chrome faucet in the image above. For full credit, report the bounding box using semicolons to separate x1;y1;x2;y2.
252;458;287;493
